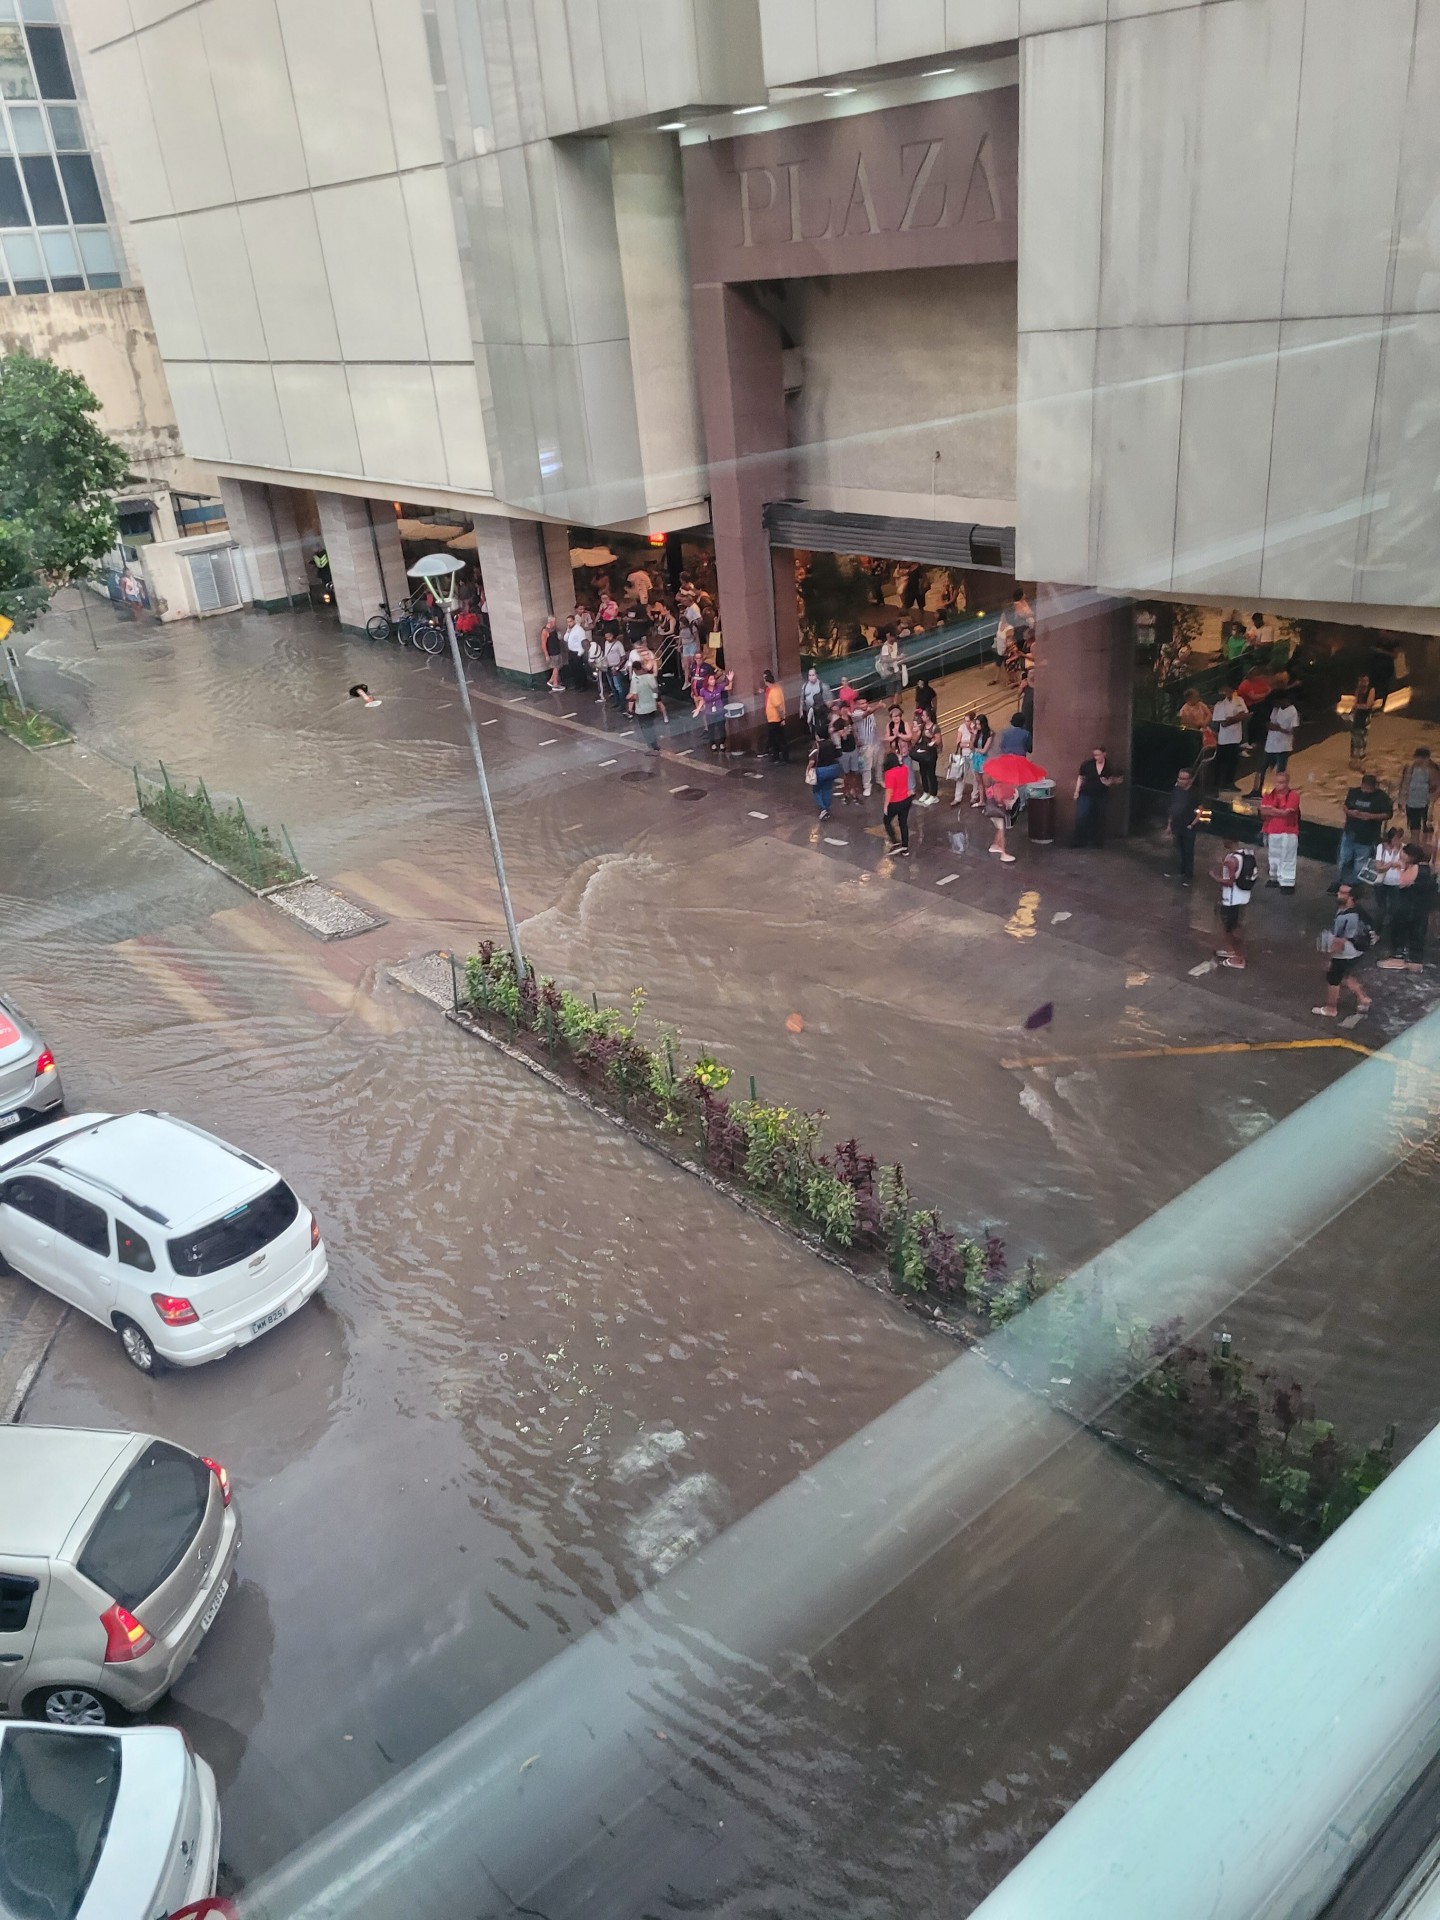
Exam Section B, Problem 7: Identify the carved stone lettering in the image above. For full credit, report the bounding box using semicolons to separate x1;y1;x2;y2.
833;154;880;238
784;160;829;242
683;89;1018;282
898;138;946;232
739;166;777;247
955;134;1001;226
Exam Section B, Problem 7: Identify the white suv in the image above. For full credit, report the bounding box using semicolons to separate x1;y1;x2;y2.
0;1112;327;1373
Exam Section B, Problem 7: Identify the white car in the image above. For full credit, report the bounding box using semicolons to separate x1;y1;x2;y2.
0;1719;224;1919
0;1111;327;1373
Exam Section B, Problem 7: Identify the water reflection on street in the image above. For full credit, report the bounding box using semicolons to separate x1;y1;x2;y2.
0;606;1328;1906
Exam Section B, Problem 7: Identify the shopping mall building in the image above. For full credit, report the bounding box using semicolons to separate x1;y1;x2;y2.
65;0;1440;827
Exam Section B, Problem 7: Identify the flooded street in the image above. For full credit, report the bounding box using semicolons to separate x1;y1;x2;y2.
4;602;1421;1908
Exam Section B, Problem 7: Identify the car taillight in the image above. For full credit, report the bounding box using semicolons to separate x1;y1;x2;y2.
310;1215;321;1249
151;1292;198;1326
168;1902;238;1919
100;1601;154;1663
201;1456;231;1506
33;1049;55;1076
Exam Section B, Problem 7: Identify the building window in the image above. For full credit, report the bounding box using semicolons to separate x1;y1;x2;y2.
24;25;71;98
0;154;25;225
19;150;61;221
0;14;119;296
58;149;101;222
45;101;79;147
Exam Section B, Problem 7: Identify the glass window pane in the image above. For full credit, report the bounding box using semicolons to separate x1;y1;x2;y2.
38;224;73;276
3;229;38;278
8;103;43;152
0;155;26;225
0;3;18;22
0;117;9;154
76;224;112;276
84;270;117;288
0;24;33;96
76;1440;210;1610
19;151;61;221
47;272;79;289
20;0;56;19
24;25;70;98
44;101;78;147
58;150;101;222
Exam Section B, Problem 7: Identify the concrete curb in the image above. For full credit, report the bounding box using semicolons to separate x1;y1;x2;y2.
0;1292;67;1423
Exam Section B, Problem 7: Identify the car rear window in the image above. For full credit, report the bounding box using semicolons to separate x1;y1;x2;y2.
166;1178;299;1279
0;1726;120;1920
76;1441;210;1612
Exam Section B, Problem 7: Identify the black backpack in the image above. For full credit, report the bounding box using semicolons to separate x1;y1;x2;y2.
1235;849;1259;891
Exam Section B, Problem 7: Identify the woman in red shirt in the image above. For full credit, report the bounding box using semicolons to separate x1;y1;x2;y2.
882;751;912;856
1259;772;1301;890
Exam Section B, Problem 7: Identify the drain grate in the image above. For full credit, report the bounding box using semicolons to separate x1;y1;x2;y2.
620;768;656;784
674;787;706;801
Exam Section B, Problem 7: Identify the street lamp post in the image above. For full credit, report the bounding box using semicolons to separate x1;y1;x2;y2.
407;552;525;981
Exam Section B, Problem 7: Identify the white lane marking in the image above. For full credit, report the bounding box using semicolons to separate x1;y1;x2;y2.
564;822;583;831
748;810;769;820
480;718;499;726
1051;910;1071;922
507;695;528;703
562;711;578;718
599;758;618;767
537;738;558;747
824;836;848;846
936;874;958;886
669;784;691;794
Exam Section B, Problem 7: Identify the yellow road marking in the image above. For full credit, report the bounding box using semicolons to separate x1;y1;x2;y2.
1000;1038;1376;1070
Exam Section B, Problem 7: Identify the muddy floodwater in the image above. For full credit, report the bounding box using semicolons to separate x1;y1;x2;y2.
7;602;1388;1910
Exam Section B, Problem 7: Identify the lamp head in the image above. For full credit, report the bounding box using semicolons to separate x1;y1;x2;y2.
408;552;464;607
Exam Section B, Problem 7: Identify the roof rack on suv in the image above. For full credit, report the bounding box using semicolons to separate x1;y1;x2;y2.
37;1156;169;1226
139;1110;266;1171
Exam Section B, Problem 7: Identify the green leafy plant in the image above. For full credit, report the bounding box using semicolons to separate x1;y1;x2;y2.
0;353;130;630
736;1101;821;1208
891;1207;928;1293
802;1169;857;1246
692;1052;732;1094
136;766;302;889
0;692;68;746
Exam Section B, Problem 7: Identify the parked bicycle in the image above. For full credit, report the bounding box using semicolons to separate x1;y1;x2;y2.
366;594;444;654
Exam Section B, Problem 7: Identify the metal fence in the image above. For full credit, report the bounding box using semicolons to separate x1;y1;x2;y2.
133;761;304;891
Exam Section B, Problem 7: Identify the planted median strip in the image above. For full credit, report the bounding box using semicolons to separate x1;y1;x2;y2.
134;762;304;892
449;941;1394;1555
0;691;70;747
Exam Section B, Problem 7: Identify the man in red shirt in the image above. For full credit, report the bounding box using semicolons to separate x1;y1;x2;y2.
1260;771;1302;891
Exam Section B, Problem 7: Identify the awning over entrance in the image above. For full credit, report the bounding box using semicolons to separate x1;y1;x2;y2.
763;502;1015;574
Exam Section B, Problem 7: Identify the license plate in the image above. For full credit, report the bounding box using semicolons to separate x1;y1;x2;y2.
0;1112;19;1130
250;1302;289;1337
199;1578;228;1634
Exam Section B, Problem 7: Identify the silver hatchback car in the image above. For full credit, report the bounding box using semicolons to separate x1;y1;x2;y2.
0;992;63;1134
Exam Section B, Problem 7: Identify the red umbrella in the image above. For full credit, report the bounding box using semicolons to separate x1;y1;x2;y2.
981;752;1048;786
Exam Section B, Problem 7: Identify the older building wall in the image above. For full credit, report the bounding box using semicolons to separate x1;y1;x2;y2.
0;284;213;493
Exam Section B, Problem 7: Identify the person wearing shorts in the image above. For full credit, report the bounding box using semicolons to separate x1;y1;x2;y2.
1315;885;1373;1017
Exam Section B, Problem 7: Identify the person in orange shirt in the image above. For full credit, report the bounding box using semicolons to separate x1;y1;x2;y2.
763;670;788;763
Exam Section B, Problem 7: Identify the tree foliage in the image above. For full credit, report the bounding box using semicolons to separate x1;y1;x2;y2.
0;352;129;628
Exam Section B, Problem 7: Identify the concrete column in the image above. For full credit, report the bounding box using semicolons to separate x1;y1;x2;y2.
315;492;407;635
693;282;789;735
1031;585;1136;841
472;515;571;684
220;477;308;611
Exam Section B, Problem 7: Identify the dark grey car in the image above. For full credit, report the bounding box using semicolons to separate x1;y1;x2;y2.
0;994;62;1134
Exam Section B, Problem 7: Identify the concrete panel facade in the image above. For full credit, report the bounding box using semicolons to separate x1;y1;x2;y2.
1016;0;1440;615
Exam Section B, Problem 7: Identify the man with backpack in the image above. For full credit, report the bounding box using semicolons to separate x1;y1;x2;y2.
1212;838;1257;970
1314;883;1374;1019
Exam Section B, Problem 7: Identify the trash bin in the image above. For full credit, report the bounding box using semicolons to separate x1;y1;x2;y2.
1027;779;1056;844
